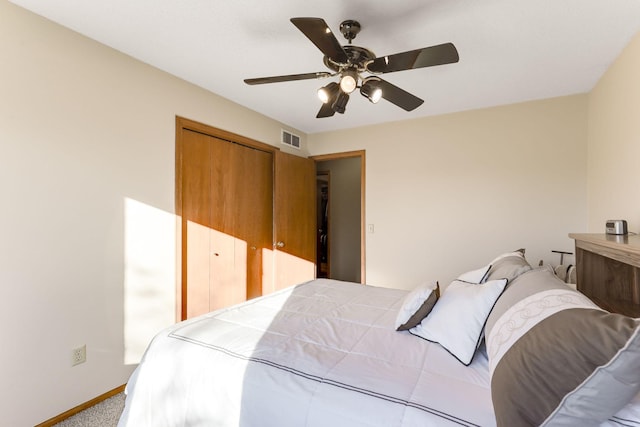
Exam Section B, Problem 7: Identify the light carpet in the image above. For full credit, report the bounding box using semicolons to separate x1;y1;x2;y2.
53;392;125;427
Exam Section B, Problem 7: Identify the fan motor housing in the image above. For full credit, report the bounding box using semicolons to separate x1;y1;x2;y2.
339;20;361;42
323;45;375;71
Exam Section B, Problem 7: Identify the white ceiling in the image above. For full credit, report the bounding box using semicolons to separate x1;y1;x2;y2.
11;0;640;134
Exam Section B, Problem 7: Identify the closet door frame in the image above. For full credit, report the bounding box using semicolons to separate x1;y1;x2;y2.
175;116;277;320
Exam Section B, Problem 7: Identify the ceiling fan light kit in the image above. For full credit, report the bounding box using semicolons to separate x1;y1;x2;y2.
317;81;339;104
360;78;383;104
339;69;358;94
332;92;349;114
244;17;459;118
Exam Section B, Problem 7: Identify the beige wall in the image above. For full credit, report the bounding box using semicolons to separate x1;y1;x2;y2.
308;95;589;289
0;3;306;425
587;31;640;232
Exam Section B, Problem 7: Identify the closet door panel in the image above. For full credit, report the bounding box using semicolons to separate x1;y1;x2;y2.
209;137;247;310
181;130;212;318
235;146;273;299
273;151;316;292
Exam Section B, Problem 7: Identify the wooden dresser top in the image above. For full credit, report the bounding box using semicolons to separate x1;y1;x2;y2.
569;233;640;269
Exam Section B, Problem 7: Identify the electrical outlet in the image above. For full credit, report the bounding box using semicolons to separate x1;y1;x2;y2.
72;345;86;366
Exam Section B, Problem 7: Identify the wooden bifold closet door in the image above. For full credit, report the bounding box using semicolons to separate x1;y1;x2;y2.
273;150;316;291
180;128;273;319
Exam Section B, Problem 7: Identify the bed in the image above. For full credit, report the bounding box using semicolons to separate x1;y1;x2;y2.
118;250;640;427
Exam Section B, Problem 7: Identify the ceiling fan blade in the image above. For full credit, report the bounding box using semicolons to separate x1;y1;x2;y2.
367;43;459;74
244;72;331;85
290;18;349;64
376;78;424;111
316;102;336;118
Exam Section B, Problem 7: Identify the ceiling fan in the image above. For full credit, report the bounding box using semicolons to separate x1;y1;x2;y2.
244;17;459;118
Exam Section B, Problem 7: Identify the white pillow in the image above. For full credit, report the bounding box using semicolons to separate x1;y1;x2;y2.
457;264;491;284
410;278;508;365
395;281;439;331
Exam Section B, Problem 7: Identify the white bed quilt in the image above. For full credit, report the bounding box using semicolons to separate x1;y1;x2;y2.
118;279;495;427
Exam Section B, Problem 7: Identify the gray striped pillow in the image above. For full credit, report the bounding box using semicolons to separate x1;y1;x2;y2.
485;268;640;426
484;250;532;283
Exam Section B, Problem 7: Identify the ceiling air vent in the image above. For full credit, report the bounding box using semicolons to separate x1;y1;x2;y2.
281;129;300;149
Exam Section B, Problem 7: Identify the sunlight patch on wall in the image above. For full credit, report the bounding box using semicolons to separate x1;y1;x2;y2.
124;197;176;365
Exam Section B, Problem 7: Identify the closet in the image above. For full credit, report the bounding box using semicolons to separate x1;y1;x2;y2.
176;117;315;319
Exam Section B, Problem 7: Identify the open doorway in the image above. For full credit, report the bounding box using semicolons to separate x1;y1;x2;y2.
312;151;365;284
316;172;329;278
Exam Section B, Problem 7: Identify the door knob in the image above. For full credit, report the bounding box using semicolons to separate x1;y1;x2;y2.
275;241;285;248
